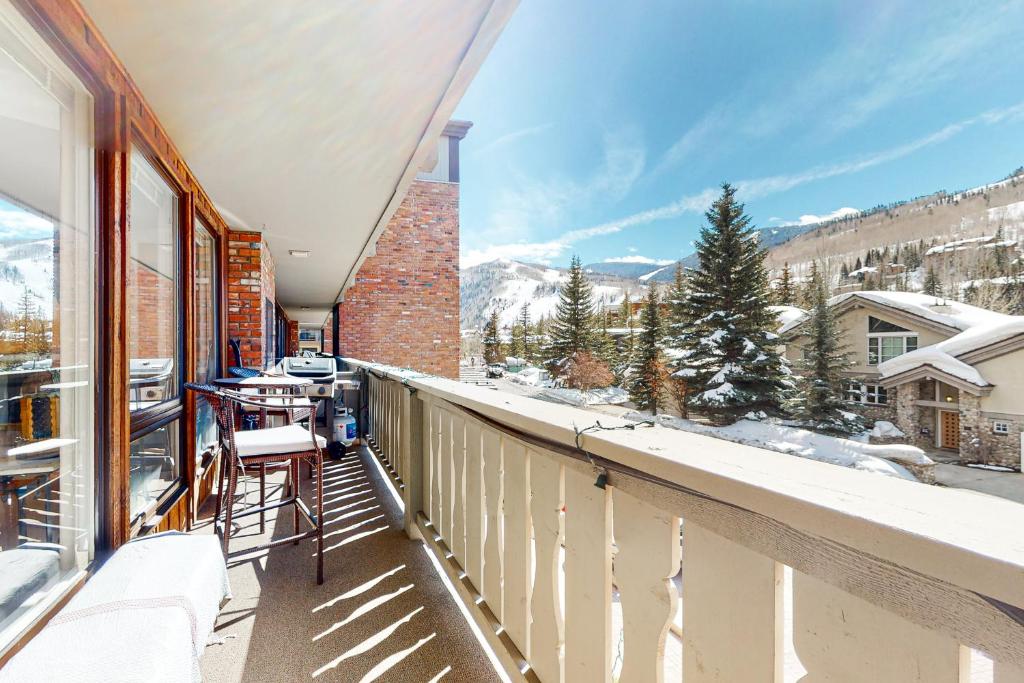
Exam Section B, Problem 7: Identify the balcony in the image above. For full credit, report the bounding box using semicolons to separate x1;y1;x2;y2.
189;359;1024;682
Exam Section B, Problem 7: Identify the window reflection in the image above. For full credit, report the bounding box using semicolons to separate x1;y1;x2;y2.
128;150;179;412
129;421;179;518
194;221;218;464
0;0;94;643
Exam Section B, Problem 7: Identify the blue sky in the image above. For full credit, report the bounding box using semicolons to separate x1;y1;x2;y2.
454;1;1024;269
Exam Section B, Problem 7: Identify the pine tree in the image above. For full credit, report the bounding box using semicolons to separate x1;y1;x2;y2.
547;255;596;371
923;266;943;297
840;262;850;280
674;183;790;423
630;287;667;413
512;303;531;361
776;263;795;305
854;256;862;271
793;264;863;435
664;263;691;413
482;311;503;365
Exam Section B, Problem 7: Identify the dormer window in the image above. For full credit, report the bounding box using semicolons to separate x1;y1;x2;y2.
867;316;918;364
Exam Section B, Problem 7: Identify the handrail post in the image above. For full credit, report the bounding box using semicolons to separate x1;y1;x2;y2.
401;384;424;540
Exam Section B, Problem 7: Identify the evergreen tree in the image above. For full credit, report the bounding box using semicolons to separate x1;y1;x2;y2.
547;255;596;369
793;264;863;435
854;256;862;271
619;289;633;328
674;183;790;423
775;263;795;305
923;266;943;297
516;303;532;361
840;262;850;280
630;288;667;413
664;263;689;343
482;311;503;365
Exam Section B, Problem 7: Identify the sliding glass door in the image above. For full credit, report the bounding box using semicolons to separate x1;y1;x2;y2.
127;148;182;522
193;219;218;464
0;0;95;644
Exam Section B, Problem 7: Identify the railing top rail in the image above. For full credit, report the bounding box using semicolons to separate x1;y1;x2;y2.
345;358;1024;609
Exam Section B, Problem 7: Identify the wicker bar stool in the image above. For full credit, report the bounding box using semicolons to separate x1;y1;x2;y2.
186;383;326;584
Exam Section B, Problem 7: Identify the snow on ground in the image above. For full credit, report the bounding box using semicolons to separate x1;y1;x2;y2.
638;266;668;282
536;386;630;407
626;412;929;480
868;420;904;438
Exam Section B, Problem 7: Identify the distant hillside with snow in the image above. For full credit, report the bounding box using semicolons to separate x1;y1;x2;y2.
460;259;644;329
0;238;54;318
764;168;1024;282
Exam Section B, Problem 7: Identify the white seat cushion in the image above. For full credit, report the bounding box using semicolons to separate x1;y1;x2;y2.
233;424;325;457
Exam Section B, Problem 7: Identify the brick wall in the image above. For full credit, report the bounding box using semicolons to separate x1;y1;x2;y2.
128;259;175;359
335;180;460;378
226;231;276;369
322;316;334;355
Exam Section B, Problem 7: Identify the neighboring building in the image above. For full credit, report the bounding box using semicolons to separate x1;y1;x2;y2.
781;292;1024;468
333;121;469;379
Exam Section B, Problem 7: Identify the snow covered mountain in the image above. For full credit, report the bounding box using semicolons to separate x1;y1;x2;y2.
461;259;643;330
0;238;54;318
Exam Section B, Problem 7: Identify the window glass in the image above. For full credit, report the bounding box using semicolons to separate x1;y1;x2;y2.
867;337;879;365
868;316;911;333
194;220;218;462
0;1;94;643
128;149;179;412
129;420;179;517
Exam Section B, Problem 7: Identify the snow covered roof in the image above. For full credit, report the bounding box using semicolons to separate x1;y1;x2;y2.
769;305;807;332
829;291;1010;332
879;316;1024;388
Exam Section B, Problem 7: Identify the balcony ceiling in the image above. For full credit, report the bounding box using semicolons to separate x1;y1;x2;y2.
80;0;516;325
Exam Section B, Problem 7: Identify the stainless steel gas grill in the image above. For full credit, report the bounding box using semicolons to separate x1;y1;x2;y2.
280;356;337;400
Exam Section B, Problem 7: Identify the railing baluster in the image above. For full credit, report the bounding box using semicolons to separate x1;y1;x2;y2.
482;428;504;622
793;569;966;682
529;450;564;682
464;421;484;589
502;438;532;660
439;409;453;545
614;487;680;683
451;414;468;567
429;402;443;537
563;465;612;683
682;521;781;682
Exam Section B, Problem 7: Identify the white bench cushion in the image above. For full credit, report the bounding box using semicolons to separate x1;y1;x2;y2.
0;533;229;683
233;424;325;457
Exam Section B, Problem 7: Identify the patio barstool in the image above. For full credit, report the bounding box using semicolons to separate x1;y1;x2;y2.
185;383;327;584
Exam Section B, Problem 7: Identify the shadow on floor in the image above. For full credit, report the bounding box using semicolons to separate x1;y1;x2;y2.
196;447;500;683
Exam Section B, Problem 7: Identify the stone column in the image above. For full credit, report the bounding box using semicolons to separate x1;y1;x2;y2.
958;393;984;463
893;383;924;448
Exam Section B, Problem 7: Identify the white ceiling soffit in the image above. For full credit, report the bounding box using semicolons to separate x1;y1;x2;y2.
79;0;518;327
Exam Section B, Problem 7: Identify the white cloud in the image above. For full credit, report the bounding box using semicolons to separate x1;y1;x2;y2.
780;207;860;227
0;209;53;240
627;246;638;253
469;123;554;159
465;100;1024;268
603;255;674;265
472;127;646;247
461;240;567;269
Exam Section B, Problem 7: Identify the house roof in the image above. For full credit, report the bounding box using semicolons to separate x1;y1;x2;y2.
879;317;1024;388
779;291;1012;336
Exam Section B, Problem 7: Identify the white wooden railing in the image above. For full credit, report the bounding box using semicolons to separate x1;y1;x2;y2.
349;359;1024;683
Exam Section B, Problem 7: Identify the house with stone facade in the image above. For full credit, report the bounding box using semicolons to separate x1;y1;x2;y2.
781;291;1024;468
